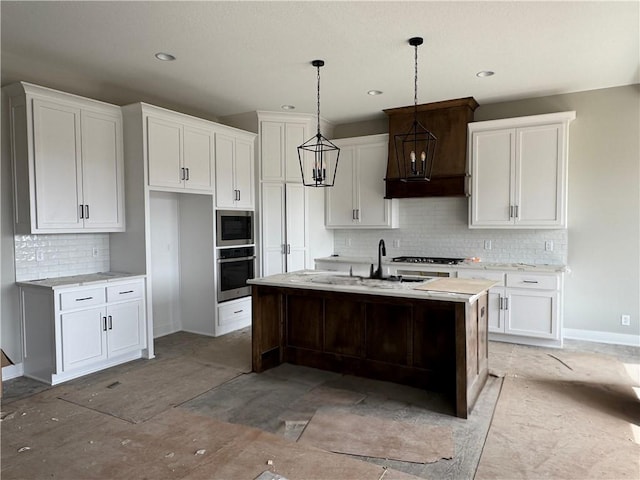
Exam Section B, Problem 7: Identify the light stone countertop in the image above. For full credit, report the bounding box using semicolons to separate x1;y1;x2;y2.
17;272;145;289
249;270;495;304
315;255;568;274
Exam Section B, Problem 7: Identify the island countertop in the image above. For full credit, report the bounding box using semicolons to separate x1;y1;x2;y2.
248;270;497;303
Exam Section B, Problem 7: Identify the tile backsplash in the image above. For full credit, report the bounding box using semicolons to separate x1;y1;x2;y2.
14;233;110;281
333;197;568;265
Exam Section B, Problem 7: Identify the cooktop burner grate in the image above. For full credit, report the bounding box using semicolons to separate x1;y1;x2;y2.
391;256;465;265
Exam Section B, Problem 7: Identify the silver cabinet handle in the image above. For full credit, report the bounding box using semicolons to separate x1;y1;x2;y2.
76;296;93;302
287;244;291;254
356;209;360;220
352;209;356;220
119;290;135;294
180;168;185;180
504;298;509;310
514;205;519;218
237;190;241;201
233;310;244;314
185;167;190;181
79;204;84;219
523;280;538;284
108;315;113;330
84;205;89;219
103;316;107;331
509;206;513;218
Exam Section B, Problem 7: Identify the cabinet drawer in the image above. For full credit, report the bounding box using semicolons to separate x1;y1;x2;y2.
60;288;105;310
506;273;558;290
457;269;505;286
107;282;143;302
218;299;251;327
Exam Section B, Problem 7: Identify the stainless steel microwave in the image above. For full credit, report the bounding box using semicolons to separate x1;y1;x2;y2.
216;210;254;247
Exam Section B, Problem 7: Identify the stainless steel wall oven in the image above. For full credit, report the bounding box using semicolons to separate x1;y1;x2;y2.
217;246;255;302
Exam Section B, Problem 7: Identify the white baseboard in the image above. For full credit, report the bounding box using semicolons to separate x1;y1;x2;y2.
563;328;640;347
2;362;24;380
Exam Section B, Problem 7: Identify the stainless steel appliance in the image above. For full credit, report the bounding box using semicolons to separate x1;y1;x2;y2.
217;246;255;302
216;210;254;247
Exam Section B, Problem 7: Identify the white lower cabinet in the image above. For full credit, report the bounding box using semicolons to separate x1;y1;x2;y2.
20;277;147;385
216;297;251;337
457;269;563;347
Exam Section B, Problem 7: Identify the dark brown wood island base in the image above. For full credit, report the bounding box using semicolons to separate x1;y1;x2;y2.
249;273;495;418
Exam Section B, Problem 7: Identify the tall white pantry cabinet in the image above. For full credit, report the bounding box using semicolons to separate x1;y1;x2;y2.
5;82;125;234
220;110;334;277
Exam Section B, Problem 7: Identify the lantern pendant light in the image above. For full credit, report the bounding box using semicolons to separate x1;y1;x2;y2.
297;60;340;187
394;37;437;181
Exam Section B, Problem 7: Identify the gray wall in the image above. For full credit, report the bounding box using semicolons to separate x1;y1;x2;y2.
334;85;640;339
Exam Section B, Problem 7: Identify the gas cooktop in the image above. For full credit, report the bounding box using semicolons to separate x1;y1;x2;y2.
391;256;465;265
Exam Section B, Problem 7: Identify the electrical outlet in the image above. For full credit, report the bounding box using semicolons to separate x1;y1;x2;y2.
484;240;492;250
621;314;631;326
393;239;401;248
545;241;554;252
92;247;99;257
36;250;44;262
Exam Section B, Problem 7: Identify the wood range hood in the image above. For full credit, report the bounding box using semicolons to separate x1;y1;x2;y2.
384;97;478;198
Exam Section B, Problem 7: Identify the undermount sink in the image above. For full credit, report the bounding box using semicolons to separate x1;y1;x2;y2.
307;274;428;289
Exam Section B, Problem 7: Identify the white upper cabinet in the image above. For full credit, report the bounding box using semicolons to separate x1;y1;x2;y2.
468;111;575;228
215;130;255;209
5;82;125;234
147;112;213;192
260;120;308;183
325;134;398;229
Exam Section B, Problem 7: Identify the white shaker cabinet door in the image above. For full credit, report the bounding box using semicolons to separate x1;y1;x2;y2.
357;141;390;227
215;133;236;208
147;116;183;189
234;137;254;209
285;123;306;183
32;98;83;230
60;306;107;371
325;146;356;227
81;109;124;229
505;289;559;340
107;300;144;357
183;125;213;191
260;121;285;182
285;183;306;272
469;128;515;227
516;124;564;226
261;182;286;276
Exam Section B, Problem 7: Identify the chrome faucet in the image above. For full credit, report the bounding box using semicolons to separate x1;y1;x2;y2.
371;239;386;279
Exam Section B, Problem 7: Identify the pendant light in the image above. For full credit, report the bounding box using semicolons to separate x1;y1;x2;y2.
394;37;437;181
297;60;340;187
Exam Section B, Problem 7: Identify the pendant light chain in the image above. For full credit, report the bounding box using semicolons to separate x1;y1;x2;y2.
414;41;418;115
316;63;321;136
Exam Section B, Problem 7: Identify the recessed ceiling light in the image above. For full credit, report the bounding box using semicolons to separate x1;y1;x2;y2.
476;70;494;78
281;105;296;111
367;90;383;96
155;52;176;61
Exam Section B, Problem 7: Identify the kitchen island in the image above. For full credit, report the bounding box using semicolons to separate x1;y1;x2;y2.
249;271;495;418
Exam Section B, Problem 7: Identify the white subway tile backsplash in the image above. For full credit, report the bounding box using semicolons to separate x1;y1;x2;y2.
15;233;110;281
333;197;568;265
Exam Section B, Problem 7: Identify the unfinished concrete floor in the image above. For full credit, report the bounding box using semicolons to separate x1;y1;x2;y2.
1;328;638;479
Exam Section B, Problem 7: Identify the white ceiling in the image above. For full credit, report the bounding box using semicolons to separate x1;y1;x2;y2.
2;1;638;125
